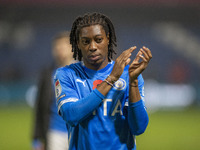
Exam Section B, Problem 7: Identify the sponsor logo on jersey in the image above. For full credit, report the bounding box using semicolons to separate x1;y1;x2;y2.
113;78;126;90
76;79;86;87
93;80;103;89
55;79;62;98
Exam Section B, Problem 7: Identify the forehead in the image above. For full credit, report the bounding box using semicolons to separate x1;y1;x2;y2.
79;24;106;38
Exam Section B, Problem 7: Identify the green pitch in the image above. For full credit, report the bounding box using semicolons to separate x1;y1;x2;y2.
137;108;200;150
0;106;200;150
0;106;32;150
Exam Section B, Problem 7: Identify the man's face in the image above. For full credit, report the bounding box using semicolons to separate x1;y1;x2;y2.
78;24;109;70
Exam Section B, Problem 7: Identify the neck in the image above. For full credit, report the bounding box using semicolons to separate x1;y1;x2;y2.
83;58;108;71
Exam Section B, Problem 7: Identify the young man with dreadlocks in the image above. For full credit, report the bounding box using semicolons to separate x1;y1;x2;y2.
54;12;152;150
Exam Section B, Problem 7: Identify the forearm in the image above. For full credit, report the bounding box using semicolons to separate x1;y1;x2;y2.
60;89;105;126
96;75;114;96
59;74;115;126
128;100;149;135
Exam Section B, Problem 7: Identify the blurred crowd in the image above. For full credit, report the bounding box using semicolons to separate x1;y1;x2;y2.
0;1;200;106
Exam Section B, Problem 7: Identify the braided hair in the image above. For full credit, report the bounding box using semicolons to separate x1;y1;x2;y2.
70;12;117;61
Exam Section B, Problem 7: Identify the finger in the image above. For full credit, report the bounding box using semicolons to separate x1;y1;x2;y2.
134;50;142;62
117;46;136;64
122;46;136;60
140;48;149;61
123;46;137;57
129;50;141;67
116;48;129;61
143;46;152;59
125;58;131;66
129;46;137;53
139;53;148;63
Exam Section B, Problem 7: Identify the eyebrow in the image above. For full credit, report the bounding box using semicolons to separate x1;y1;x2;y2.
80;34;103;38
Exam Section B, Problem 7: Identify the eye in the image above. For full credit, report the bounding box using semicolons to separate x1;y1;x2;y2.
96;38;103;43
82;39;90;45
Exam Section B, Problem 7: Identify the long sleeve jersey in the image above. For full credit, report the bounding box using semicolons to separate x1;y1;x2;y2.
54;61;148;150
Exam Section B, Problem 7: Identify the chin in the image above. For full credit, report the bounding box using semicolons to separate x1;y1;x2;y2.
91;58;103;65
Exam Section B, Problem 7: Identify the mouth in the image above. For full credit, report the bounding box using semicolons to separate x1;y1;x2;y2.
89;54;101;61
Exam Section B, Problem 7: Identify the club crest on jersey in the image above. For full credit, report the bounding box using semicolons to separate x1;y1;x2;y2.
113;78;126;90
55;79;62;98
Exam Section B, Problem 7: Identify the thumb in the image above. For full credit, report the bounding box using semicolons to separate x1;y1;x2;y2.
134;50;142;62
125;58;131;66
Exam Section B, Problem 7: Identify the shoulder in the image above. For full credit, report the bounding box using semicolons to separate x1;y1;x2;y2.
54;66;71;81
54;66;68;78
54;62;83;80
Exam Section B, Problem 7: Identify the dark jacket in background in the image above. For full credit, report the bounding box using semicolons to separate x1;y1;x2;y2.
32;65;55;150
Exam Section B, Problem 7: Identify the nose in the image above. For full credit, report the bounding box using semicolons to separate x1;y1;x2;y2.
89;41;97;52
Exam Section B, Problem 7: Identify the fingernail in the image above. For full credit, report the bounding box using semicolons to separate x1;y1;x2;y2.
131;46;136;49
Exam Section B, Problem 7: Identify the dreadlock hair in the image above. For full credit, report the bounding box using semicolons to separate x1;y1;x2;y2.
70;12;117;61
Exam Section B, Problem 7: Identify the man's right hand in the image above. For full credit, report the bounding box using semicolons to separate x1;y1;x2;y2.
109;46;137;81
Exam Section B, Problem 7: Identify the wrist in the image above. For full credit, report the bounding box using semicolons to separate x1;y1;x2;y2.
129;79;138;87
107;75;118;84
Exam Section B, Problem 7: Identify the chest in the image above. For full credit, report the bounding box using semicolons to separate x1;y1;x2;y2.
74;75;128;117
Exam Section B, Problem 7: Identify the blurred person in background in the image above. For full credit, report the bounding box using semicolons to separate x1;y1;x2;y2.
32;31;74;150
54;12;152;150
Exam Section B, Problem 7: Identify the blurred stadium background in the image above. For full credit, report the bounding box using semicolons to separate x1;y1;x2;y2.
0;0;200;149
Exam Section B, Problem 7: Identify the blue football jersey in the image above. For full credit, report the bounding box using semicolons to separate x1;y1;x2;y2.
49;69;68;132
54;61;145;150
